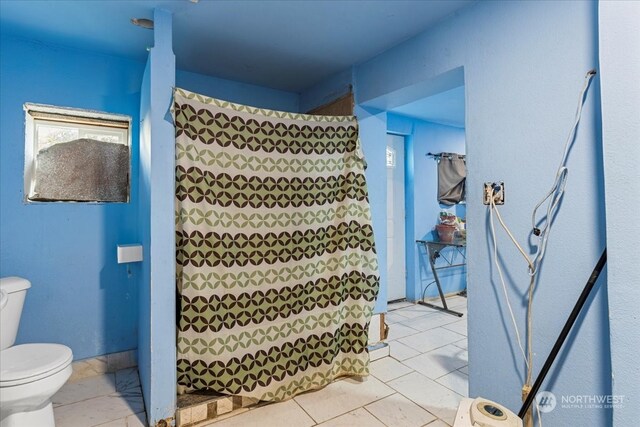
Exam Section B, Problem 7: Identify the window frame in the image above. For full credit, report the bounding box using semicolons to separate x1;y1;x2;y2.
23;103;132;204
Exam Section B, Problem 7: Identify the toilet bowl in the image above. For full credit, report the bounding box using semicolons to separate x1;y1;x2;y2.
0;277;73;427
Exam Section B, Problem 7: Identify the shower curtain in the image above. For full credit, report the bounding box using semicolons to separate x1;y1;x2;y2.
173;88;380;401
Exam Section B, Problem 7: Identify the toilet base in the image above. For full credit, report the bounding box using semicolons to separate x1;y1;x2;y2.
1;401;55;427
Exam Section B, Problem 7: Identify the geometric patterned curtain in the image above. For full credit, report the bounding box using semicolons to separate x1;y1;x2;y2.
173;88;380;402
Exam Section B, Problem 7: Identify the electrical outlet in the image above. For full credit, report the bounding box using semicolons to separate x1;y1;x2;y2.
483;182;505;205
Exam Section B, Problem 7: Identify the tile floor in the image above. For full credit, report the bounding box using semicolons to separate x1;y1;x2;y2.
208;296;469;427
52;367;147;427
49;297;466;427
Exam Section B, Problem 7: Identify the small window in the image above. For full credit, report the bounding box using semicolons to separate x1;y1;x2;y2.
24;104;131;203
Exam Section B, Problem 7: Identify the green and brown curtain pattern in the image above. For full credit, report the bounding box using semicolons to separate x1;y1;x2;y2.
174;88;380;401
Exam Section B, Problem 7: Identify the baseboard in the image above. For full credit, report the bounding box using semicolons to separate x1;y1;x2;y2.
68;349;137;382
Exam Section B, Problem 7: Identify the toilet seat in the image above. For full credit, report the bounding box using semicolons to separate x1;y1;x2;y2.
0;344;72;387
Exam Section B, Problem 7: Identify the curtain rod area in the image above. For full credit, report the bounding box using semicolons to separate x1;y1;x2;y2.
426;152;466;160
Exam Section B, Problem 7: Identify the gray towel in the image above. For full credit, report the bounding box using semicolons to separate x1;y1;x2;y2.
437;153;466;205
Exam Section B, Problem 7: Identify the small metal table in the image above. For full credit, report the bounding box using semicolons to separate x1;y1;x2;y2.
416;239;467;317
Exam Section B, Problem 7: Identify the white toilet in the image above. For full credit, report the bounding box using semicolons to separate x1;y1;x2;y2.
0;277;73;427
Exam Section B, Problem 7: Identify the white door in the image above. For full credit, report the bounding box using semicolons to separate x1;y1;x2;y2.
386;134;406;301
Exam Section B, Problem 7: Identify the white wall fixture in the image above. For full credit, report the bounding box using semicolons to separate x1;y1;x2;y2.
117;244;143;263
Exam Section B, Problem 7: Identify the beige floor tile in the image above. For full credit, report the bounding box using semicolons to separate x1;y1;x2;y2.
206;400;314;427
54;392;144;427
69;356;108;382
386;311;411;324
294;376;394;423
387;323;420;341
424;419;451;427
115;368;140;393
403;344;468;380
435;371;469;397
457;365;468;375
125;412;146;427
389;340;421;361
388;301;415;310
398;313;460;332
445;296;467;309
95;418;126;427
393;305;439;319
397;327;465;354
369;344;390;361
95;412;145;427
316;408;386;427
452;338;467;350
53;373;117;407
365;393;436;427
370;357;413;383
387;372;463;425
107;350;137;372
442;320;467;337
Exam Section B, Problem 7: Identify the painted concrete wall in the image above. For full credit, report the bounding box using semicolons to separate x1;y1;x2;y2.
354;105;388;314
355;1;610;425
387;114;467;301
176;69;300;112
599;2;640;425
137;9;177;424
403;117;467;301
0;35;144;360
352;102;468;311
138;55;153;421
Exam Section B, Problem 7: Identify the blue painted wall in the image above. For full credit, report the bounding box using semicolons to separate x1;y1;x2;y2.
388;115;467;301
0;35;144;360
4;3;631;426
354;105;388;314
138;55;152;420
353;1;611;425
176;69;299;112
138;9;176;423
599;2;640;424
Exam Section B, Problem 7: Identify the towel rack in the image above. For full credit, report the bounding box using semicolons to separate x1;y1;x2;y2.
426;152;466;161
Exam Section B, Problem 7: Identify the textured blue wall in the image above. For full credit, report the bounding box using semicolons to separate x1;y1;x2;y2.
138;55;152;418
409;118;466;301
355;106;388;314
0;35;144;360
0;33;300;368
387;114;467;301
599;2;640;424
176;69;300;112
138;9;177;423
355;1;611;425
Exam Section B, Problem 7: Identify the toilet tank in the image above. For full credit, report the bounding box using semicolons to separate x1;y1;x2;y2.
0;277;31;350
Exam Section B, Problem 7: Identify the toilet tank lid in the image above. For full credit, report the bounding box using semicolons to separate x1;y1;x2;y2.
0;277;31;294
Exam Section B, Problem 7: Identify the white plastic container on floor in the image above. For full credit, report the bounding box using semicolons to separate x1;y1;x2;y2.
453;397;523;427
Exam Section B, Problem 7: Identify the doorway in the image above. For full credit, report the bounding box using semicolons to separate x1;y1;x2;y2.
386;133;406;302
